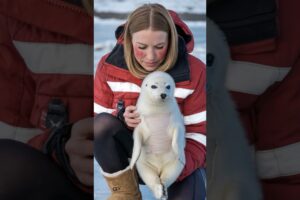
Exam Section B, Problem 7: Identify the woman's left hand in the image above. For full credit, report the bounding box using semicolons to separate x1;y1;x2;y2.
65;118;94;186
123;105;141;128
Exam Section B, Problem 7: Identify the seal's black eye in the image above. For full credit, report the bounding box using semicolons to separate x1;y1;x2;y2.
166;85;171;89
151;85;157;89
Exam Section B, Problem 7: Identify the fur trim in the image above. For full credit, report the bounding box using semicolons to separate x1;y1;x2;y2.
101;165;131;178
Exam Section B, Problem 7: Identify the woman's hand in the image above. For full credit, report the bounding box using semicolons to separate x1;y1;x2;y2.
123;105;141;128
65;118;93;186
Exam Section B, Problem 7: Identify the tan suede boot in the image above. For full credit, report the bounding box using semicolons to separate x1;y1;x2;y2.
102;166;142;200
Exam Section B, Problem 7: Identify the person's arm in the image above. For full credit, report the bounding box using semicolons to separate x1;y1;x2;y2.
177;58;206;181
94;55;116;116
27;57;97;190
28;119;93;193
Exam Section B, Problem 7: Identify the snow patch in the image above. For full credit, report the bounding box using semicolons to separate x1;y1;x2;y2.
94;0;206;14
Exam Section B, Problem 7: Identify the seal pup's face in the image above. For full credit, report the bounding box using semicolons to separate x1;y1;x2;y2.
141;71;175;104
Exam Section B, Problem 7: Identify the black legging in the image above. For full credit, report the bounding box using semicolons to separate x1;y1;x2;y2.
94;113;206;200
0;139;92;200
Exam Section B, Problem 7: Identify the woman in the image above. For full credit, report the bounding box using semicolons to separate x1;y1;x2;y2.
94;3;206;200
0;0;93;199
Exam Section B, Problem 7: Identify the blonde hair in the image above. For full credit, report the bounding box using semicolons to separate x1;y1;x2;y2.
123;4;178;79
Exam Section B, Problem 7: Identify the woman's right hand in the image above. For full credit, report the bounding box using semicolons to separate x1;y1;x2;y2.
123;105;141;128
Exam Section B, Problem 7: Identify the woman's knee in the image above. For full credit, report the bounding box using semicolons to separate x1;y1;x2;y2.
168;169;206;200
94;113;121;141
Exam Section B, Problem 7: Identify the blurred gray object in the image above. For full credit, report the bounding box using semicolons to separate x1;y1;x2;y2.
206;18;262;200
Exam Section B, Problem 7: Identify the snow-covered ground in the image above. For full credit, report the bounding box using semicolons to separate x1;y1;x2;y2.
94;0;206;14
94;1;206;199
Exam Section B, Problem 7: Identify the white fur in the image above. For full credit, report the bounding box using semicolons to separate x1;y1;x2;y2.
130;71;186;200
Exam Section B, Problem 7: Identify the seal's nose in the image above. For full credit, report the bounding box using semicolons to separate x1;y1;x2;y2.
160;93;167;99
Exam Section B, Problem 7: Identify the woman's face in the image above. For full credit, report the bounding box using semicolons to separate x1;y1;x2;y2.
132;29;168;72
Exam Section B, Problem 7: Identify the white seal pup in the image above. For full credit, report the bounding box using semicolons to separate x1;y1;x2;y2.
130;71;186;200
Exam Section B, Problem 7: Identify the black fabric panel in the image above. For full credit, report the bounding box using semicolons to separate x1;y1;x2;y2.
63;0;84;7
207;0;278;45
115;25;124;40
167;36;190;83
176;24;192;45
106;44;128;69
